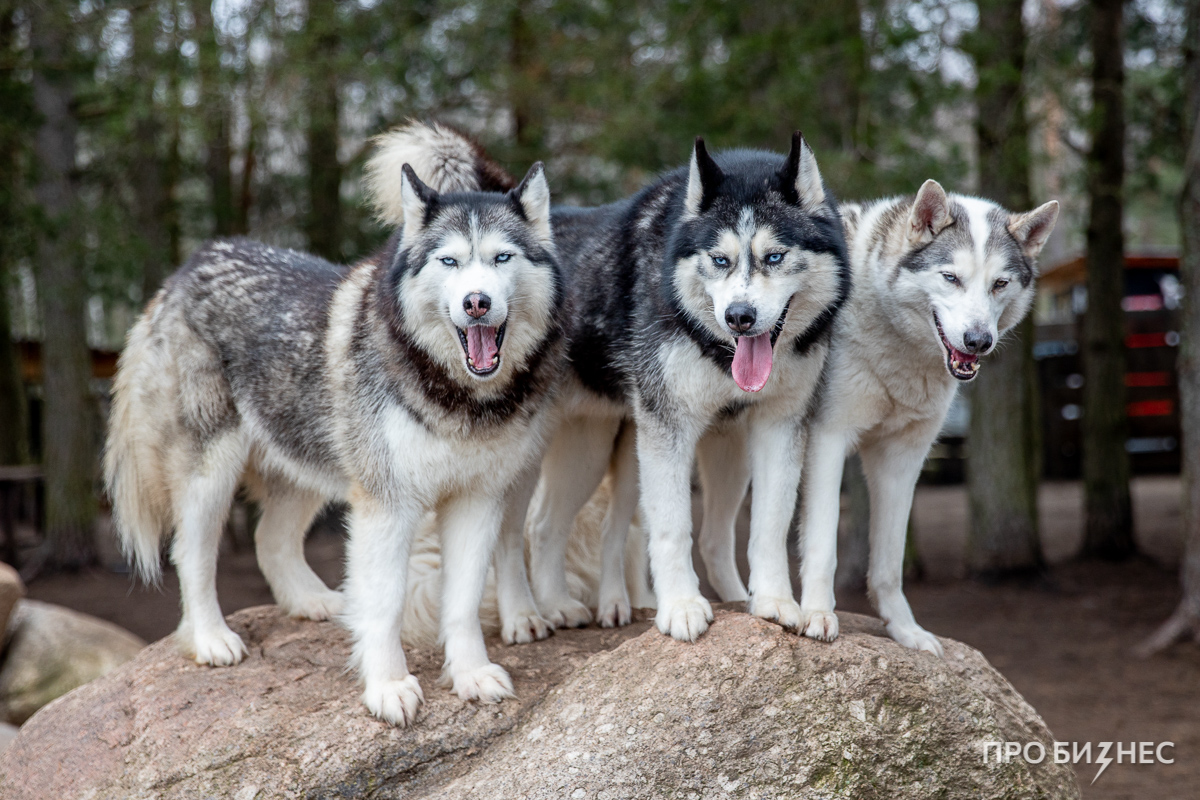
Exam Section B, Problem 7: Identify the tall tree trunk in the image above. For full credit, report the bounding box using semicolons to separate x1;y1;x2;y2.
30;0;97;569
193;0;234;237
1082;0;1134;559
1138;0;1200;655
0;6;31;466
304;0;341;261
508;0;544;164
963;0;1042;575
130;3;171;299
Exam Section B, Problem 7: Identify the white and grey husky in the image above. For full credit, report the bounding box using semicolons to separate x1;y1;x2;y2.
104;157;566;725
697;180;1060;651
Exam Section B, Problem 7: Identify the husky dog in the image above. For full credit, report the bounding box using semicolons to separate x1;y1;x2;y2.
385;123;849;643
104;157;566;726
697;179;1059;652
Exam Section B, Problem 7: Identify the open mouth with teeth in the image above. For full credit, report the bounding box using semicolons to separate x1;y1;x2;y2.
933;312;979;381
730;303;790;393
457;322;506;376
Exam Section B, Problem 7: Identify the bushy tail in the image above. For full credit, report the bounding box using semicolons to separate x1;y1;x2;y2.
365;120;516;226
103;300;174;583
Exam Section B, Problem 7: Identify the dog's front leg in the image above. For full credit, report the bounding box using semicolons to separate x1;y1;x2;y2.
494;464;553;645
438;493;516;703
345;492;424;726
637;412;711;641
859;434;944;656
797;424;848;641
745;416;804;630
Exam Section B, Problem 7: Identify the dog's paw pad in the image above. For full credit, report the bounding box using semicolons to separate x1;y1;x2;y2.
800;609;839;642
542;597;593;629
888;622;944;656
655;596;713;642
451;663;515;704
502;612;553;645
363;675;424;726
284;589;345;621
596;597;632;628
189;626;248;666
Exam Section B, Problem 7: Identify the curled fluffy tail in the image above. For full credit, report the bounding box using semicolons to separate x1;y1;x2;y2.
365;121;516;226
104;302;173;583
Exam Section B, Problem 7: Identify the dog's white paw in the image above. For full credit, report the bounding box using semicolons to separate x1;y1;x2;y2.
655;596;713;642
502;611;553;645
282;588;345;621
540;596;593;629
362;675;424;726
449;663;515;704
887;622;944;656
750;595;802;630
187;624;248;666
596;596;632;628
800;609;839;642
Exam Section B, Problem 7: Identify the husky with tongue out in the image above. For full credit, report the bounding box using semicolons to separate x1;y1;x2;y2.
104;148;568;727
377;123;850;644
697;179;1059;655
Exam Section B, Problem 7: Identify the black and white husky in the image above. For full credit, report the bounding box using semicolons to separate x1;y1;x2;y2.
383;123;850;643
698;180;1059;651
104;157;566;725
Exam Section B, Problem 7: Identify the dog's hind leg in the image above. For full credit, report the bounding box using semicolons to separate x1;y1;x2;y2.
494;464;552;644
171;432;250;666
255;487;342;621
527;416;621;628
695;424;750;603
595;422;639;627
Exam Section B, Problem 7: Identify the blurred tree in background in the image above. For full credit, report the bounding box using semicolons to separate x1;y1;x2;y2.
0;0;1189;574
962;0;1041;576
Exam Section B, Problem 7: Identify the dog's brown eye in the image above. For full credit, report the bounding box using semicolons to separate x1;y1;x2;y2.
993;278;1009;291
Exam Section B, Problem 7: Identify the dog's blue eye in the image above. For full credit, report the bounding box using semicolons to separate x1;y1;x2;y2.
440;257;458;267
941;272;959;285
495;253;512;263
765;252;784;264
712;255;729;267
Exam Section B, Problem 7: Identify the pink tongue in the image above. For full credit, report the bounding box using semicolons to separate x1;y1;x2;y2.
467;325;498;368
731;332;773;392
951;346;978;363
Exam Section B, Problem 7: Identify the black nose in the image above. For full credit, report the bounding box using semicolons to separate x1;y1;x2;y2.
464;292;491;319
962;328;993;354
725;303;757;334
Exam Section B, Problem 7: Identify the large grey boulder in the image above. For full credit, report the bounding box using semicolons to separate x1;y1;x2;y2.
0;600;146;725
0;605;1079;799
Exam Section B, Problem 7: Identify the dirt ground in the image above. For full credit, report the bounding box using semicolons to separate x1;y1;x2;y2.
22;477;1194;799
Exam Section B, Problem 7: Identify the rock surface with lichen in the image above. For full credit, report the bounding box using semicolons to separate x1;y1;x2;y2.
0;604;1078;799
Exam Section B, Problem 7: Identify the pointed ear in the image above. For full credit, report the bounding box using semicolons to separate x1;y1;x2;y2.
400;164;438;242
779;131;827;212
684;137;724;218
1008;200;1059;259
908;179;953;246
511;161;553;245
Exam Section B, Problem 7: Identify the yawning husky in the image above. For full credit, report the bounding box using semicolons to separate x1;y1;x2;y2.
105;157;567;725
